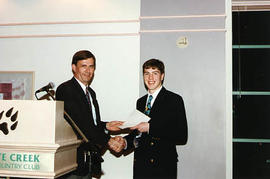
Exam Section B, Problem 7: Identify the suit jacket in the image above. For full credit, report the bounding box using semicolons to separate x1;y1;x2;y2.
125;87;188;179
56;77;110;175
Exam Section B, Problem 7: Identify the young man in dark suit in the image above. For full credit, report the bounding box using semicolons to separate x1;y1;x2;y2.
56;50;122;179
111;58;188;179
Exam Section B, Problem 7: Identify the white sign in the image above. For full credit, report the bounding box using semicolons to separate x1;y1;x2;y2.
0;151;54;172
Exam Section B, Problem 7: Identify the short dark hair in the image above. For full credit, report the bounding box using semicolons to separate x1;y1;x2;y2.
143;58;165;74
72;50;96;66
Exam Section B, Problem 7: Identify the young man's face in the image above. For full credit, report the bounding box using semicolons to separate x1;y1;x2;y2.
72;58;95;86
143;67;164;94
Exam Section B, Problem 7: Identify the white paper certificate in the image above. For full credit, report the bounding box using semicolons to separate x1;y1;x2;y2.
119;109;150;129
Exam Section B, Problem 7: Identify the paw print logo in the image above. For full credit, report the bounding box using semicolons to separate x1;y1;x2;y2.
0;107;19;135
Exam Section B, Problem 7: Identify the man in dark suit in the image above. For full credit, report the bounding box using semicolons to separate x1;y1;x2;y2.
110;58;188;179
56;50;123;179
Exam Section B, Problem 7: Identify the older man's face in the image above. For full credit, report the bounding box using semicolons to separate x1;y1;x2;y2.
72;58;95;86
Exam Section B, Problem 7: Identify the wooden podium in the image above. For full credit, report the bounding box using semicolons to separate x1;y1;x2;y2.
0;100;81;178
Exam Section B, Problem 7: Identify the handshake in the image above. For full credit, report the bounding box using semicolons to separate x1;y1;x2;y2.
106;120;150;153
108;136;126;153
106;121;126;153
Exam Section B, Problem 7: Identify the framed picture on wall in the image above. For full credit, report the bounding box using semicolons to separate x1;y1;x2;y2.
0;71;34;100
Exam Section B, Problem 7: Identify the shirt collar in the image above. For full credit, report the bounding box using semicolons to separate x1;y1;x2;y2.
148;85;162;99
74;77;88;93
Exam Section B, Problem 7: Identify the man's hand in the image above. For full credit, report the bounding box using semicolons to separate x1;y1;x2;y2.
130;122;149;133
106;121;124;131
108;136;126;153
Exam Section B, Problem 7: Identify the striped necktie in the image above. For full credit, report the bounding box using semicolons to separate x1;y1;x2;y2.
144;95;153;115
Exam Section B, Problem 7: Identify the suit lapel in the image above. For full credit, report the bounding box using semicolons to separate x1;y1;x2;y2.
138;87;166;115
71;77;96;125
138;95;147;113
71;77;89;107
150;87;166;115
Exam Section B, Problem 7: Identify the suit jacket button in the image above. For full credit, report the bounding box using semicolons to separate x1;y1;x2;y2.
150;142;154;146
150;159;154;163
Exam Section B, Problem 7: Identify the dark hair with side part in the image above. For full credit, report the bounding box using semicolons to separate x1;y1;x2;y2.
72;50;96;67
143;58;165;74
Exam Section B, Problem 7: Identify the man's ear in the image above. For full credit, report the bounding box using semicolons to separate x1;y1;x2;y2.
71;64;76;73
161;73;165;81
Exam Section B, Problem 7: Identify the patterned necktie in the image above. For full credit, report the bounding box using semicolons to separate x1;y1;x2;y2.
144;95;153;115
134;95;153;148
85;87;93;113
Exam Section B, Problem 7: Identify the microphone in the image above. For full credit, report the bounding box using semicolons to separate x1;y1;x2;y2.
35;82;54;93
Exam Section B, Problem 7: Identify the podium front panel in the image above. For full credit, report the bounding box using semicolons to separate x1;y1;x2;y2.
0;100;80;178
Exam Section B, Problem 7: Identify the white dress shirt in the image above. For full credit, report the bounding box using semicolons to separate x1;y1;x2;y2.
74;77;97;125
146;85;162;108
